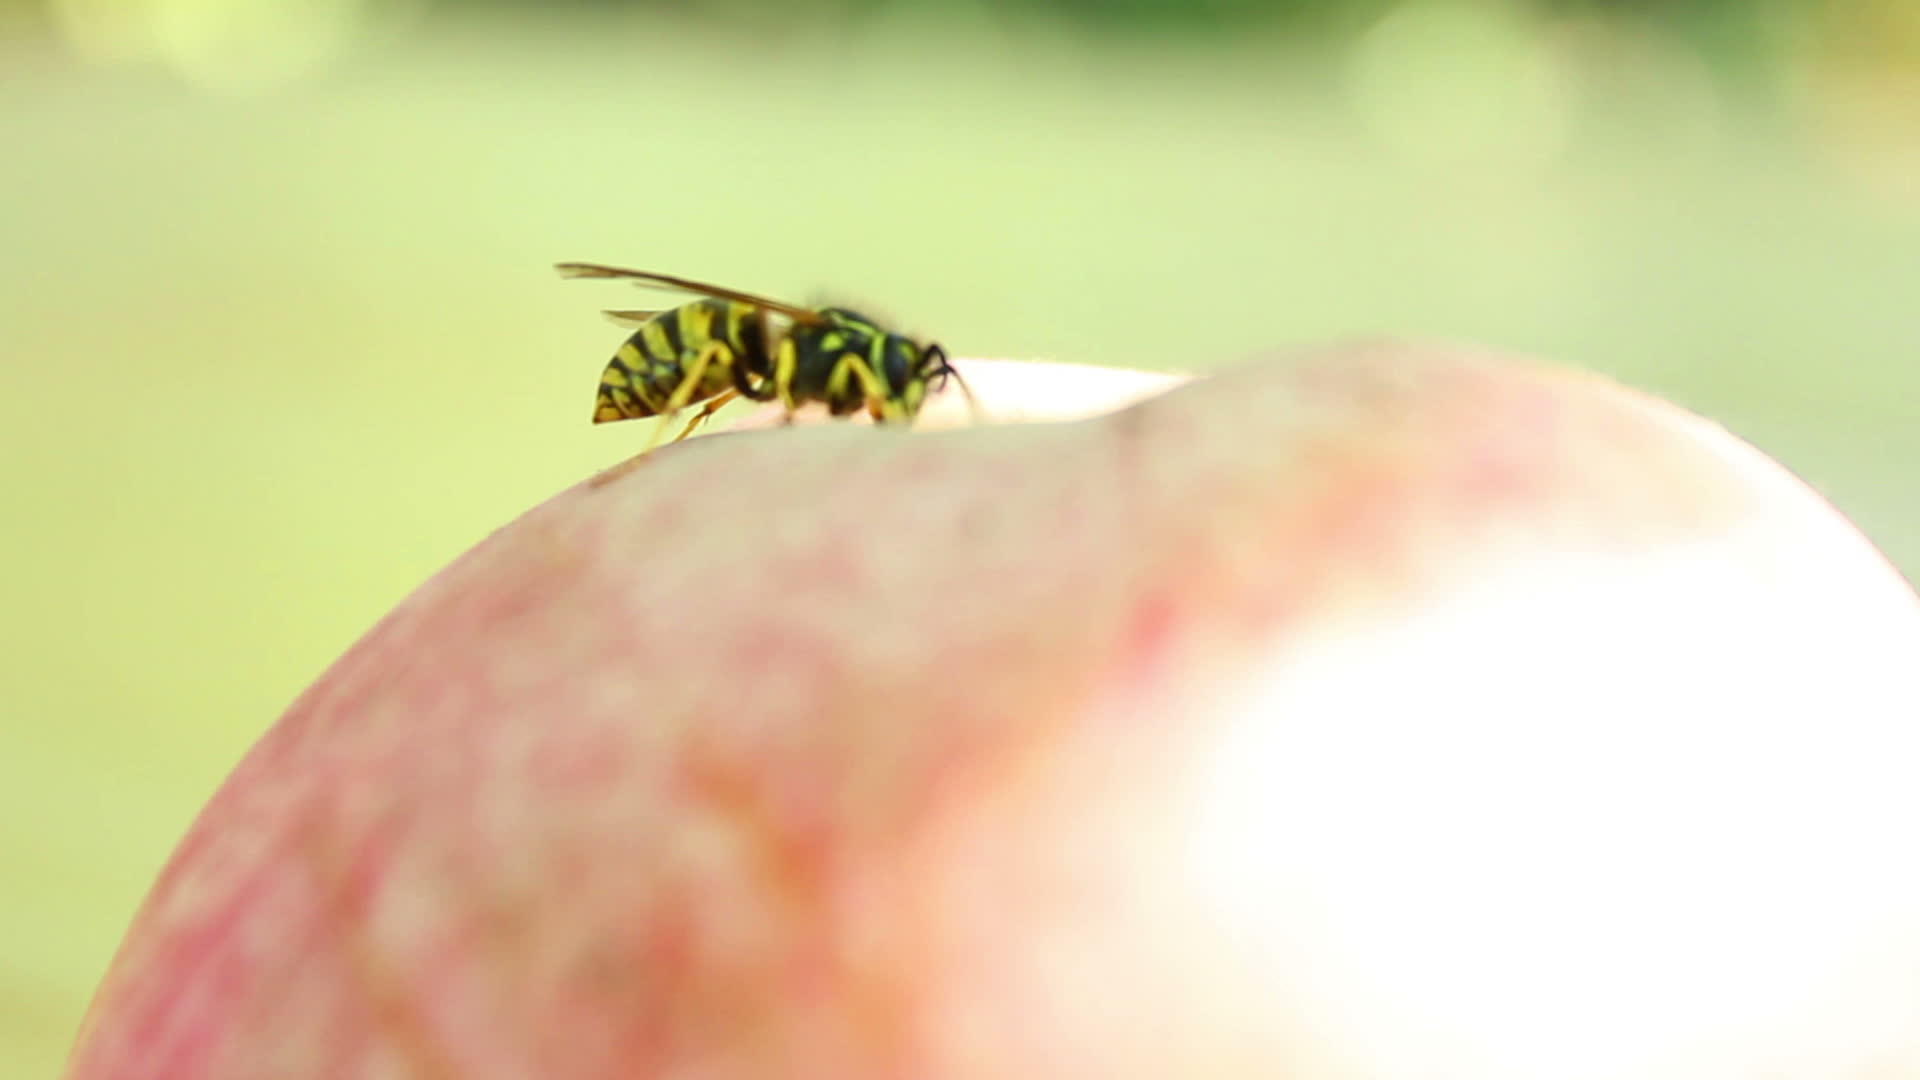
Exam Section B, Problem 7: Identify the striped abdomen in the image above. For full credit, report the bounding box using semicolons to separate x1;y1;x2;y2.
592;298;771;423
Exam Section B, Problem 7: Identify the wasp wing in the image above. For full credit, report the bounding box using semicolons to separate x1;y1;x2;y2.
556;262;825;325
601;309;663;328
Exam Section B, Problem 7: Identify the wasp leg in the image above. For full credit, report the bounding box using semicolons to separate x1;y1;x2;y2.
591;342;735;488
672;389;740;443
772;337;802;425
640;340;733;456
729;307;786;406
824;353;898;424
729;351;778;402
728;363;776;402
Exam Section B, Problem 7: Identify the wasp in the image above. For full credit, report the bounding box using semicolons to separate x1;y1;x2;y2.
557;262;977;459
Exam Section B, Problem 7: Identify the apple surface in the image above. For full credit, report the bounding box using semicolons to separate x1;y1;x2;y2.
68;342;1920;1079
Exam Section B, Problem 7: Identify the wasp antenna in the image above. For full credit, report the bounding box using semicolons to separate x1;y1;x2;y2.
946;362;983;422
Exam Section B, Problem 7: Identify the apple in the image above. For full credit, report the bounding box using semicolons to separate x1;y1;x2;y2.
68;342;1920;1078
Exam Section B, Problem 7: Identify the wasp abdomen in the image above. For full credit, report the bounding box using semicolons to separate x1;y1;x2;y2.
592;298;765;424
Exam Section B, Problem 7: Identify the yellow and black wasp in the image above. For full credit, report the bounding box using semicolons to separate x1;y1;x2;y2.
557;262;976;458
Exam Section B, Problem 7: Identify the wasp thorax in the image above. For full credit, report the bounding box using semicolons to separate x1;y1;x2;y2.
786;312;944;421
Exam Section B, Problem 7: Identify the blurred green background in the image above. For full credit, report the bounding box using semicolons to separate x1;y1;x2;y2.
2;0;1915;1072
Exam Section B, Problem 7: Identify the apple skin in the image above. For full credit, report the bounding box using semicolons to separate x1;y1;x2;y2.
67;342;1920;1079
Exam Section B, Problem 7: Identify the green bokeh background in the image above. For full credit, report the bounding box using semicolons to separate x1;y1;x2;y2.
2;0;1915;1073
